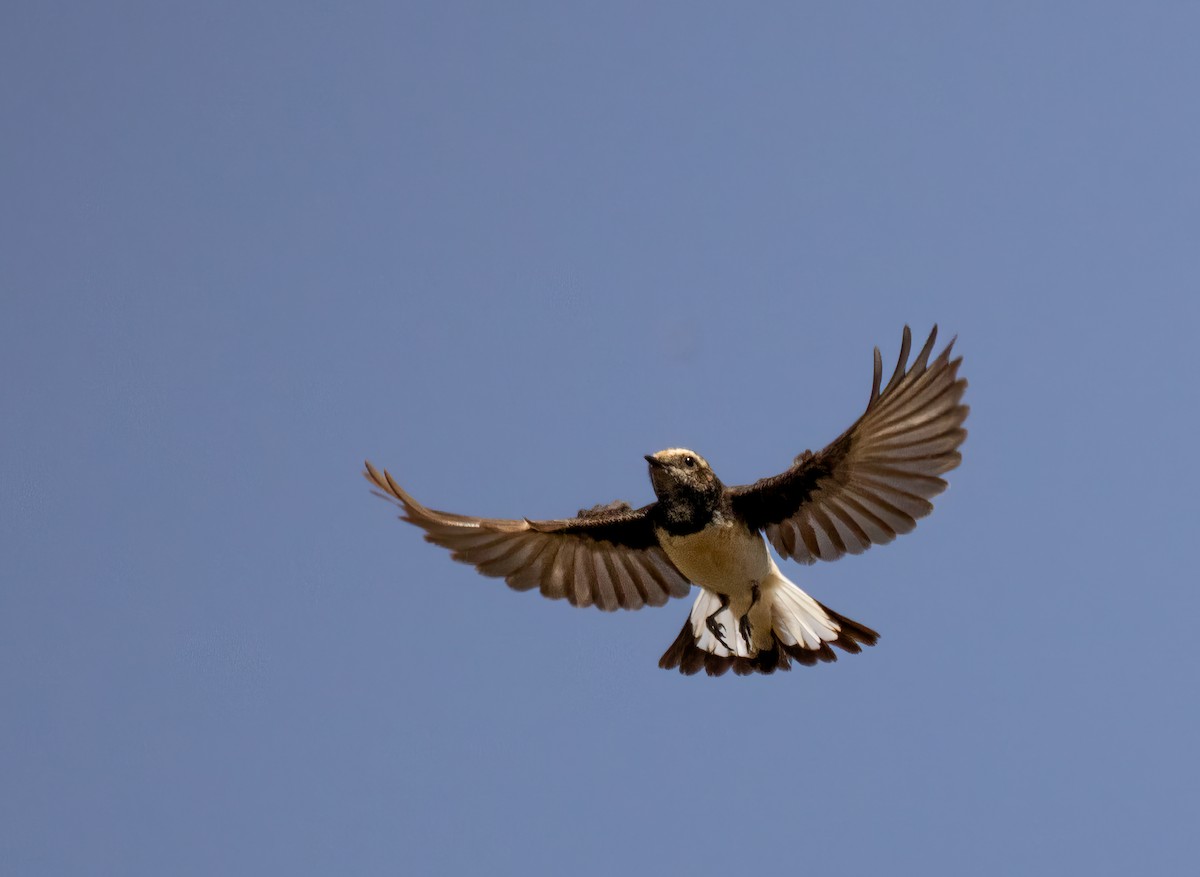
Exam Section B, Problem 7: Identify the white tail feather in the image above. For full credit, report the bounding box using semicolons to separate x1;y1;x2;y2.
660;563;879;676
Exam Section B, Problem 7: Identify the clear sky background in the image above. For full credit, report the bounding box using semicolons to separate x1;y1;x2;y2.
3;3;1198;875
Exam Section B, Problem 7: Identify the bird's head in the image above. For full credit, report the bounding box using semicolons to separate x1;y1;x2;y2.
644;448;721;502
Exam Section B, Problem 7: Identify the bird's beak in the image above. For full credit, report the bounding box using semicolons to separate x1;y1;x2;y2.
645;454;664;469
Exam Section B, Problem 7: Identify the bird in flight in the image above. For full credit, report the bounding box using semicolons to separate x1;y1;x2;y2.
365;325;967;676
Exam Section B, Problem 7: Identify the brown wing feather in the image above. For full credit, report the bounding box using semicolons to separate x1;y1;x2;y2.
730;325;968;564
364;462;692;611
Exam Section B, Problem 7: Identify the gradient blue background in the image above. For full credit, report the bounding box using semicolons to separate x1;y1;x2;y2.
4;3;1198;874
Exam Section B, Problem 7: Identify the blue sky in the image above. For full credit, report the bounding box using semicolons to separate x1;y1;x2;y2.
3;3;1198;874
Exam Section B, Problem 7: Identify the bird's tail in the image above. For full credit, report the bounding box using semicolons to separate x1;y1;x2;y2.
658;567;878;676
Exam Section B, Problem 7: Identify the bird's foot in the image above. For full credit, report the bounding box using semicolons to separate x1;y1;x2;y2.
738;613;753;648
705;594;733;652
706;615;733;652
737;581;762;648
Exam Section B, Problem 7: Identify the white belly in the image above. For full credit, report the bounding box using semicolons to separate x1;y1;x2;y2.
656;513;771;597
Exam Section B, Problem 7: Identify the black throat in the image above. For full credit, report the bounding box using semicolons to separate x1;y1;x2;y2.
653;484;726;536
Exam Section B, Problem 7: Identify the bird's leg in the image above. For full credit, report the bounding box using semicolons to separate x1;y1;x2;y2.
705;593;733;652
738;582;761;649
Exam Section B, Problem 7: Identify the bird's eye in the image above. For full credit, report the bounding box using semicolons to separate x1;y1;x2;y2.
684;456;696;468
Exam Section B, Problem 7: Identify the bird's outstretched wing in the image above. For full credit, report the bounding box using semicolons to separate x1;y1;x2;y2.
364;462;691;611
729;325;968;564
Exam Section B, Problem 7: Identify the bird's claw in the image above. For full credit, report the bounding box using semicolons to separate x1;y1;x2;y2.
706;616;733;652
738;613;753;648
